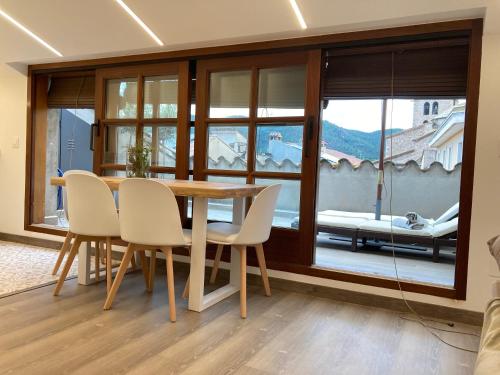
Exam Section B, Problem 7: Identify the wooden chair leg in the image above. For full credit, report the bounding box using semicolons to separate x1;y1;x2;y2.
162;247;176;322
182;275;190;299
103;244;135;310
149;250;157;292
209;244;224;284
182;246;191;299
95;241;100;282
138;250;150;291
53;235;82;296
255;244;271;297
240;246;247;319
52;231;73;275
130;253;137;270
106;237;112;294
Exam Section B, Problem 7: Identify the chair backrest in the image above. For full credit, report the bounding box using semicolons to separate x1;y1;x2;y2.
65;173;120;237
62;169;97;220
235;184;281;245
434;202;459;225
119;178;187;246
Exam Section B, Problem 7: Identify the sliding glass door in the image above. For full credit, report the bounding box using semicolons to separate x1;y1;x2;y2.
194;51;321;265
314;40;469;288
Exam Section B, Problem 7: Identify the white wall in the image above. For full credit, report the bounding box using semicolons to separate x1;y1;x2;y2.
1;22;500;314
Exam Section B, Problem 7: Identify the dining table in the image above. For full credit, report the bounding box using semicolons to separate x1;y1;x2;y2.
50;176;265;312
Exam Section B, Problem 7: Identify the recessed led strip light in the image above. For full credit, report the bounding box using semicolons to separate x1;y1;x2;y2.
289;0;307;29
115;0;164;46
0;8;62;57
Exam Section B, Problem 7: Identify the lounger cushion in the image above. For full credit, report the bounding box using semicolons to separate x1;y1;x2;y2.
432;217;458;237
359;220;433;237
359;217;458;238
320;210;394;221
434;203;459;225
317;215;368;229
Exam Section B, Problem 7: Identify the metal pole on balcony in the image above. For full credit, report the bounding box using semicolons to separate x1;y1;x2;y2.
375;99;388;220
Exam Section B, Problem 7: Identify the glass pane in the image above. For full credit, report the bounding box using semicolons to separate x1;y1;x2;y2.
207;175;247;222
258;66;306;117
103;169;127;177
255;124;304;172
106;78;137;119
209;70;251;118
104;125;136;164
189;127;195;170
207;125;248;171
143;75;178;118
315;98;465;287
254;178;300;229
35;107;95;228
155;173;176;180
143;125;177;168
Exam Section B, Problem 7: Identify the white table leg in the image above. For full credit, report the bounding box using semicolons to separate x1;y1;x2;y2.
78;241;92;285
188;197;209;311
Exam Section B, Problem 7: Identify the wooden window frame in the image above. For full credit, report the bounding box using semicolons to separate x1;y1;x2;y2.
194;51;320;267
25;19;483;301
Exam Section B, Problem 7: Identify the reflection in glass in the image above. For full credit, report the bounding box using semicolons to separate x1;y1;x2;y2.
254;178;300;229
106;78;137;119
143;75;178;118
255;124;304;172
143;126;177;168
258;66;306;117
189;127;195;170
155;173;176;180
104;125;136;164
207;125;248;171
207;175;247;222
209;70;251;118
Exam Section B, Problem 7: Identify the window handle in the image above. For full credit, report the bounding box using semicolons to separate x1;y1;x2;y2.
89;121;100;151
305;116;314;158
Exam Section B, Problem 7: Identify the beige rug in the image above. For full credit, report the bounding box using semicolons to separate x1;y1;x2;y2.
0;240;80;298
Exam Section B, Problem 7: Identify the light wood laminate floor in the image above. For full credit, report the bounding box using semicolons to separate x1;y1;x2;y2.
0;264;480;375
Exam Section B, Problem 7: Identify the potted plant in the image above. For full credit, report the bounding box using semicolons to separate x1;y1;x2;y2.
126;145;152;178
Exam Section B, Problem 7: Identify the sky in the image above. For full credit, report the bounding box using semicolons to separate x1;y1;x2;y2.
322;99;415;132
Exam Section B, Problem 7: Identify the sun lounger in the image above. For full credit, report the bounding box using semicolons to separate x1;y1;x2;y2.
310;203;459;261
357;217;458;261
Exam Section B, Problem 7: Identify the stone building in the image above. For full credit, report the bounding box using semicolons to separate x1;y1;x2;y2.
385;99;462;168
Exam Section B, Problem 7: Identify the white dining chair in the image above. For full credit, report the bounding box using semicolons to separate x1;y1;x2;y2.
206;184;281;318
52;170;97;276
103;178;191;322
53;173;121;296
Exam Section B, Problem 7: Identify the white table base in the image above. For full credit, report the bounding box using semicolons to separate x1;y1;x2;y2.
188;196;245;312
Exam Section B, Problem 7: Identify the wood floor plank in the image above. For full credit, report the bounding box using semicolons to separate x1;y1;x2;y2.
0;264;480;375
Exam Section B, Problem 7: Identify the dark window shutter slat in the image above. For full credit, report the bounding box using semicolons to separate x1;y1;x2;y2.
323;40;469;99
48;76;95;108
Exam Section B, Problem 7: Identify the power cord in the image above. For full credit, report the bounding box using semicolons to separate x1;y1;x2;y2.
385;53;479;353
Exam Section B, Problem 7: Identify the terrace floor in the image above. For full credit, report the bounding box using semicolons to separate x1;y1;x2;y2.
315;233;456;287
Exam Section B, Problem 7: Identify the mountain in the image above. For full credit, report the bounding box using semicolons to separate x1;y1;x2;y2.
256;120;402;161
321;120;402;161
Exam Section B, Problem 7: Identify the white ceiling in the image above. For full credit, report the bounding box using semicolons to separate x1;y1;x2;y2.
0;0;498;65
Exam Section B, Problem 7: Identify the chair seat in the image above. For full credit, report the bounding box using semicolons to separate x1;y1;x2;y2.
206;222;242;244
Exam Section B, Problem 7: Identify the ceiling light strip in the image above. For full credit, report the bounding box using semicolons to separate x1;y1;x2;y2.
0;8;62;57
289;0;307;29
115;0;164;46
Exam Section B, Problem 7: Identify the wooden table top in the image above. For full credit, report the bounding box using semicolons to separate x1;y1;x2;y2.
50;176;266;199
